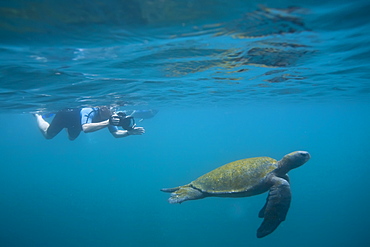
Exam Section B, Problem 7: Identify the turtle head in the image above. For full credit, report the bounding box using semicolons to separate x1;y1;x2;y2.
276;151;310;175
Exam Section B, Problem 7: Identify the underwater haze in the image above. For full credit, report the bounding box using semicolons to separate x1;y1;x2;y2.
1;0;370;246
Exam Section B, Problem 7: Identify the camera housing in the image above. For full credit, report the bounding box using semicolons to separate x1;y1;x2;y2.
110;112;135;130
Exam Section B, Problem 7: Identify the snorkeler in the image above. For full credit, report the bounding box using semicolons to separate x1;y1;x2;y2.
34;106;145;141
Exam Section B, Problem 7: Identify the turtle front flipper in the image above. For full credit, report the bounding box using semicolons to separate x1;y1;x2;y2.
161;184;204;204
258;174;290;218
257;176;291;238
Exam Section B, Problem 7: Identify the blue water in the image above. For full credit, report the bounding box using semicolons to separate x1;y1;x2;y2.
1;0;370;246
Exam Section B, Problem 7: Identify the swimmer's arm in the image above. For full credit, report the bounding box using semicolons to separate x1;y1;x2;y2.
82;120;110;133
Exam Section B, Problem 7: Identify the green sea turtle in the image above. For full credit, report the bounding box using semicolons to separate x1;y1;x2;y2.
161;151;310;238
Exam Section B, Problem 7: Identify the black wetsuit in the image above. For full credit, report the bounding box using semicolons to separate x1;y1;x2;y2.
46;108;82;140
45;107;116;140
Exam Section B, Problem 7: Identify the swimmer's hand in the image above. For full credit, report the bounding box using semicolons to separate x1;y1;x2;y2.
127;127;145;135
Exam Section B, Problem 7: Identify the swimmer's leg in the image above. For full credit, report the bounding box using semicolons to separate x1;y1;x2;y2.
67;127;81;141
35;113;64;139
35;114;52;139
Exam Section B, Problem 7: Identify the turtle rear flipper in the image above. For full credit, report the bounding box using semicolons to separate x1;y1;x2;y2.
161;187;180;193
161;185;204;204
257;177;291;238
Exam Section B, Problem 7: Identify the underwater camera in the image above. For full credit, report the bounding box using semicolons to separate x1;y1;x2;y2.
110;112;135;130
